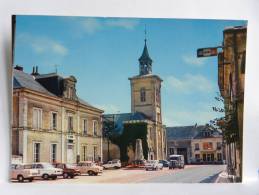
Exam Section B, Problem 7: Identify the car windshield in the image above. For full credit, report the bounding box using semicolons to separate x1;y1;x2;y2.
66;164;76;169
42;163;54;169
170;157;179;161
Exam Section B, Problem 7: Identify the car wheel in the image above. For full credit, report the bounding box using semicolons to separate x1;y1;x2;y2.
114;166;119;169
63;173;69;179
70;174;75;179
169;167;172;170
42;174;49;180
88;171;94;176
146;168;148;171
17;175;24;182
94;172;98;176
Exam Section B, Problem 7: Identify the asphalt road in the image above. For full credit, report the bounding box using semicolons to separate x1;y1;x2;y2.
14;165;226;184
143;164;226;183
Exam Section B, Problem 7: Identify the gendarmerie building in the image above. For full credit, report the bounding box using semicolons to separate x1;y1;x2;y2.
167;124;224;164
12;66;103;164
102;38;167;162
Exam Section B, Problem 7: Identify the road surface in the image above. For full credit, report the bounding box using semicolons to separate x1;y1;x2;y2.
13;164;226;184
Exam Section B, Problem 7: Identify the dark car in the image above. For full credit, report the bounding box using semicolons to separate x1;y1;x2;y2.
126;160;146;168
159;160;170;167
53;163;80;179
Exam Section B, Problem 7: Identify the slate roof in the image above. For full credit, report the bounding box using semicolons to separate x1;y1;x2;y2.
138;41;153;64
13;69;102;111
166;125;222;140
103;112;151;134
13;69;56;97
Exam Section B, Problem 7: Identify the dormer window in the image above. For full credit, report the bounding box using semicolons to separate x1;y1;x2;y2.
63;76;77;100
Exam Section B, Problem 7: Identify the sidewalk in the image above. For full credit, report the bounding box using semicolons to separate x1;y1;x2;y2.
215;171;233;183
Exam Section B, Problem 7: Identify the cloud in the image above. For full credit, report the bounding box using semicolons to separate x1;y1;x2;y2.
80;18;102;34
163;108;223;127
105;19;139;30
165;73;214;93
76;18;139;34
94;104;120;114
182;54;207;67
17;33;68;56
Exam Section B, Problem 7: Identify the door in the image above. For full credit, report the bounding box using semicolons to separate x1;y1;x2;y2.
67;145;74;163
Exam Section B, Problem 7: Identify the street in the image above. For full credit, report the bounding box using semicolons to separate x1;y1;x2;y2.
16;165;226;184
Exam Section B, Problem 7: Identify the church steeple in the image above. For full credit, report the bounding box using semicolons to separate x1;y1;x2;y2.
138;29;152;75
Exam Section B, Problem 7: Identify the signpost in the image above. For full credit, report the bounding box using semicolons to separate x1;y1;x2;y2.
197;47;218;57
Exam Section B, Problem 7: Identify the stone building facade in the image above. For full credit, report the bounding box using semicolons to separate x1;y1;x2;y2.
167;125;224;164
12;66;103;164
217;26;247;181
102;39;167;162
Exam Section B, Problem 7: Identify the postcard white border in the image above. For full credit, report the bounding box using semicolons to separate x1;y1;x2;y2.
0;0;259;194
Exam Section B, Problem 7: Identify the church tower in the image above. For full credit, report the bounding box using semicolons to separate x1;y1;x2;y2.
129;37;162;123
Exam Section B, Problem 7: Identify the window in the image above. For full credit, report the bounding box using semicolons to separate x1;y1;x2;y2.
156;87;160;103
195;154;200;160
33;143;40;162
217;142;222;150
68;116;73;132
195;143;199;150
51;112;57;130
140;88;146;102
82;119;87;135
217;153;222;161
203;142;213;150
93;120;98;136
50;144;57;162
32;108;42;129
82;145;87;161
169;148;174;155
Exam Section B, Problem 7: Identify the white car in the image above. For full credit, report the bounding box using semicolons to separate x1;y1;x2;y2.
11;164;40;182
31;163;63;180
102;159;121;169
145;160;163;171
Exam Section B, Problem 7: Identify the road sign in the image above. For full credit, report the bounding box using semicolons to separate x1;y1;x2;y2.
197;47;218;57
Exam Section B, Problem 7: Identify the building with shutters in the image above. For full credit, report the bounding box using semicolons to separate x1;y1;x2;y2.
167;124;224;164
217;25;247;181
12;66;103;164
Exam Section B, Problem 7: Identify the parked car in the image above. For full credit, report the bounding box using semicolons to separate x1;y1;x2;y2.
168;155;185;169
76;161;103;176
126;160;146;168
102;159;121;169
31;162;63;180
145;160;163;171
11;164;39;182
159;160;170;167
52;163;80;179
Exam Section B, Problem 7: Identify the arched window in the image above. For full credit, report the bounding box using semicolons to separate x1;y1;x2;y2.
140;88;146;102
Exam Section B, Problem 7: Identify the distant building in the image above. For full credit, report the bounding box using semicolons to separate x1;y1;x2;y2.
102;38;167;162
217;25;247;181
167;125;224;164
12;66;103;164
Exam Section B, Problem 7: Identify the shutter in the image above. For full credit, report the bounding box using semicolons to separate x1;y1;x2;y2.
32;108;37;129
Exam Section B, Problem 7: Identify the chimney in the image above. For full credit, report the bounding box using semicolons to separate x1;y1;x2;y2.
31;66;35;75
36;66;39;75
31;66;40;76
14;65;23;71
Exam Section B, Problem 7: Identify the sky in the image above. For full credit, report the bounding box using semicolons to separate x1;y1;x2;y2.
14;16;247;126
